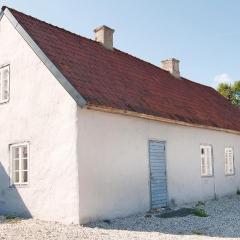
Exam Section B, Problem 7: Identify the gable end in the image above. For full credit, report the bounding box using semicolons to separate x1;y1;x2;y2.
0;7;87;107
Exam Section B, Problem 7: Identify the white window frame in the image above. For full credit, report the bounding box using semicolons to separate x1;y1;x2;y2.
0;65;10;104
225;147;234;176
10;142;30;186
200;145;213;177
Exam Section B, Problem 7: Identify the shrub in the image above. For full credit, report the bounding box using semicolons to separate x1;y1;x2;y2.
193;208;208;217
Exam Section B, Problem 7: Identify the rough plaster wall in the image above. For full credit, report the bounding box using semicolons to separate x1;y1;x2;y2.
0;15;79;224
77;108;240;223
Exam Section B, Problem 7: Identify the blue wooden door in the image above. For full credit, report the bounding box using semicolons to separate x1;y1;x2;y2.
149;140;168;208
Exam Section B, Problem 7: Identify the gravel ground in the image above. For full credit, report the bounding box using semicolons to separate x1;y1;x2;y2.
1;195;240;240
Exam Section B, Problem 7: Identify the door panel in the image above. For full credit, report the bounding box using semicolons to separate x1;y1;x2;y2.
149;140;168;208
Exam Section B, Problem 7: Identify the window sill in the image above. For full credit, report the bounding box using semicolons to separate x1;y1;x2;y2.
201;175;213;178
10;184;29;188
225;173;235;177
0;99;9;104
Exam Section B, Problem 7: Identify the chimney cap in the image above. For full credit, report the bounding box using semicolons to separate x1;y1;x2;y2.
161;58;180;64
94;25;115;33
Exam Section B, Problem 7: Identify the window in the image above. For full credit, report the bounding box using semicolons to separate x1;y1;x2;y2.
200;145;213;176
0;65;10;103
10;143;29;185
225;147;234;175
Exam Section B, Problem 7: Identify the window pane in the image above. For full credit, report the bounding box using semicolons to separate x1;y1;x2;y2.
14;171;19;183
14;160;19;171
22;146;28;158
208;148;211;172
201;160;205;174
3;69;9;80
22;171;28;183
2;70;7;100
225;154;228;173
3;78;8;100
3;89;8;100
200;145;212;176
225;148;234;175
207;148;211;175
13;147;19;159
201;152;205;175
200;147;205;175
22;158;28;170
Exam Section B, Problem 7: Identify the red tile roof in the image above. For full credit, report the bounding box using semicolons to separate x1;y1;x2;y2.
3;6;240;132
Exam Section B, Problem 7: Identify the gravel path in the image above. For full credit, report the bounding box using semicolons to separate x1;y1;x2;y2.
1;195;240;240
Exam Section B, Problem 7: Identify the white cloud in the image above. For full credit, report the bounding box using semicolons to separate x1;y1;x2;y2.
213;73;234;87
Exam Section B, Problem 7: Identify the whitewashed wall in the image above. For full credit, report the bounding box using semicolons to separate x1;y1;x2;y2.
77;108;240;223
0;15;79;224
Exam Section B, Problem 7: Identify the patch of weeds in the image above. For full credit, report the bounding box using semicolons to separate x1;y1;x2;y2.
193;200;208;217
195;201;205;208
237;189;240;195
193;208;208;217
5;215;21;224
5;215;16;220
192;230;203;235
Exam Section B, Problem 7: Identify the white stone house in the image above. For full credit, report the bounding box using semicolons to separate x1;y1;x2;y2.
0;6;240;224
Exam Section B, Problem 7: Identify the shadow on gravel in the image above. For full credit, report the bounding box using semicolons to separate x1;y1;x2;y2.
156;208;194;218
85;200;240;239
0;163;31;218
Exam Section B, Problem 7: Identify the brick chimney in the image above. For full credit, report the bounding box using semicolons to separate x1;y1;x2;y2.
94;25;115;50
161;58;180;78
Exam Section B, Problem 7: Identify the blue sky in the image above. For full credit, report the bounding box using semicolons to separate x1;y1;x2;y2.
1;0;239;87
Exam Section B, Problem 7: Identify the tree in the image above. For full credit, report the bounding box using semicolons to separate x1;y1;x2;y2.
232;81;240;105
217;81;240;107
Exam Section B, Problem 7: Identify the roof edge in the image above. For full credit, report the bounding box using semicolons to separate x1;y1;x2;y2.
1;7;87;107
86;104;240;136
0;7;4;21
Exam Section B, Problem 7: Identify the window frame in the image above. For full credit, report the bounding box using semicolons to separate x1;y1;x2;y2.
9;142;30;187
200;144;213;177
0;64;10;104
224;147;235;176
